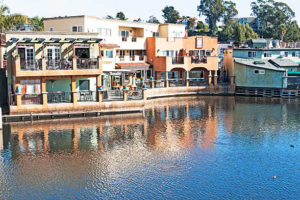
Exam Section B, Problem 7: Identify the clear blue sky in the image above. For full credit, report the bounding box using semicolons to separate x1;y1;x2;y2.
3;0;300;24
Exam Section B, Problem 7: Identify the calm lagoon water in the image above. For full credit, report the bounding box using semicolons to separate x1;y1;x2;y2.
0;96;299;200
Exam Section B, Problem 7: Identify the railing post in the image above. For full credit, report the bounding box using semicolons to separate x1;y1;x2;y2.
97;91;103;103
165;72;169;88
15;56;21;75
151;80;155;88
209;70;212;85
41;77;47;107
186;71;190;87
143;88;147;101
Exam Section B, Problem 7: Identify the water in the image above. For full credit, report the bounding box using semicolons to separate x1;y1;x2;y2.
0;96;299;200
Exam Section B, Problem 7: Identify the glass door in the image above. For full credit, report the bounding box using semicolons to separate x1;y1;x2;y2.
47;46;61;69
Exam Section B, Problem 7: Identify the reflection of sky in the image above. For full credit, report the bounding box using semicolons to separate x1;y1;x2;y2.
0;97;299;199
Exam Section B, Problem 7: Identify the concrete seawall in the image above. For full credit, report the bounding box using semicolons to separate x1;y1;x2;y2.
4;86;235;122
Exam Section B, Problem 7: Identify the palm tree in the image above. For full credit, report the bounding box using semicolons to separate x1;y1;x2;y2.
4;14;28;31
0;5;10;32
280;24;287;41
30;16;44;31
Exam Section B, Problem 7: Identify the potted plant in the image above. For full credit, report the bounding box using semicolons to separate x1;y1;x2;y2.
98;86;103;91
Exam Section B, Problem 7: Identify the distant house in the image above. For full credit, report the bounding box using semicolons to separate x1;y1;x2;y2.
234;58;287;89
233;17;263;32
248;39;267;48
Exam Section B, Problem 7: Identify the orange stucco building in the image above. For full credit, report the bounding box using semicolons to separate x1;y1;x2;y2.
147;36;219;86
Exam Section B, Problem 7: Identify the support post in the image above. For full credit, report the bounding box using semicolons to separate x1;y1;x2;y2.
41;77;47;107
73;58;77;70
16;94;22;108
186;71;190;87
151;80;154;88
71;76;77;106
214;70;218;86
123;90;128;101
143;88;147;101
42;58;47;71
96;75;103;103
165;71;169;88
209;70;212;85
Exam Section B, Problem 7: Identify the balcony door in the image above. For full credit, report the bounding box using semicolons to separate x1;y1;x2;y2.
18;46;35;69
47;46;61;69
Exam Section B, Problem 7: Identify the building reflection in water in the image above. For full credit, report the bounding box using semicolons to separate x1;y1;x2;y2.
1;97;231;158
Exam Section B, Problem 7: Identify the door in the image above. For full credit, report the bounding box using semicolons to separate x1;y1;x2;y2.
47;46;61;68
18;46;34;69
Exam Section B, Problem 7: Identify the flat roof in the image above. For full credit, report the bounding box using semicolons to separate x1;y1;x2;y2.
5;31;99;36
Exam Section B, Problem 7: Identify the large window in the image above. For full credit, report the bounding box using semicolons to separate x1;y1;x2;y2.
120;30;129;37
264;51;272;57
98;28;112;36
72;26;83;32
79;80;90;91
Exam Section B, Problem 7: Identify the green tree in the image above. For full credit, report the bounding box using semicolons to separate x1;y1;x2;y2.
147;15;160;24
198;0;237;36
218;25;234;42
284;21;300;42
251;0;295;38
30;16;44;31
162;6;180;23
187;17;196;30
116;12;127;20
0;4;10;32
196;21;209;32
233;23;258;43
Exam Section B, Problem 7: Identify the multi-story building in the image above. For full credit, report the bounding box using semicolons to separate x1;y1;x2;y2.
147;36;219;86
43;16;186;88
5;31;103;114
223;39;300;89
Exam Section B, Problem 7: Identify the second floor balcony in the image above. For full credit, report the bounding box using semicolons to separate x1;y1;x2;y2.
15;57;102;77
116;55;147;63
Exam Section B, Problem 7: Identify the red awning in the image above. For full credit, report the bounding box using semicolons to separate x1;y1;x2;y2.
100;43;120;48
116;62;150;70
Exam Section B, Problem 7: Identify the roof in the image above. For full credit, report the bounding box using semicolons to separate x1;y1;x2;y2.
116;62;150;70
249;38;267;43
100;43;120;48
234;58;286;72
269;59;299;67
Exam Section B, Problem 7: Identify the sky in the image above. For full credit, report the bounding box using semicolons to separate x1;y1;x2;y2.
3;0;300;24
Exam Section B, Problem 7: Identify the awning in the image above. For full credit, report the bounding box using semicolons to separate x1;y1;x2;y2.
100;43;120;48
116;62;150;70
288;71;300;76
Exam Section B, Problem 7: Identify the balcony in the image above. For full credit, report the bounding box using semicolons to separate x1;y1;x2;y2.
191;56;207;64
119;36;146;49
14;57;102;77
172;56;184;64
116;55;147;63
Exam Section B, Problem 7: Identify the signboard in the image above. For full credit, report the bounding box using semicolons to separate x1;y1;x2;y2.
196;37;203;49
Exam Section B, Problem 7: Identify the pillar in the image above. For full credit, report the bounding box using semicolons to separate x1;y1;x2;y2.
165;71;169;88
72;57;77;70
16;94;22;108
41;77;47;107
71;76;77;106
42;58;47;71
151;80;155;88
186;71;190;87
96;75;103;103
209;70;212;85
214;70;218;86
123;90;128;101
143;88;147;101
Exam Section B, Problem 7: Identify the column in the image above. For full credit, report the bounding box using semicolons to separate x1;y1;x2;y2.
165;71;169;88
123;89;128;101
209;70;212;85
143;88;147;101
42;77;47;107
214;70;218;86
42;57;47;71
186;71;190;87
96;75;103;103
71;76;77;106
72;57;77;70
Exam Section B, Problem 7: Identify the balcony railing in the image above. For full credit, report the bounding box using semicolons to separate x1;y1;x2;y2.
20;59;42;71
139;55;145;61
78;91;97;102
77;58;98;69
189;78;208;86
191;56;207;64
172;57;184;64
46;59;73;70
47;92;72;104
21;94;42;105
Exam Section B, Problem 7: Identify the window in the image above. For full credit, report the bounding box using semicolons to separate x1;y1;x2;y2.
79;80;89;91
292;52;298;57
119;50;125;57
106;50;113;58
72;26;83;32
98;28;112;36
100;50;104;57
120;30;129;37
254;69;265;74
284;51;289;57
248;51;256;58
49;27;53;32
264;51;272;57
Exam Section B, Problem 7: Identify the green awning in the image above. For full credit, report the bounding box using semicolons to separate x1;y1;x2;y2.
288;71;300;76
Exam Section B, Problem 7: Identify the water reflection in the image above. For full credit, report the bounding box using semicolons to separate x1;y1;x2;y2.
0;96;299;199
